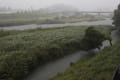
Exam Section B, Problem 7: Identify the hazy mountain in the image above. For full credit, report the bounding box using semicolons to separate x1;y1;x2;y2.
43;4;79;13
0;4;80;15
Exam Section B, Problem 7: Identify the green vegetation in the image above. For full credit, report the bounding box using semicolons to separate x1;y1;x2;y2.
113;4;120;30
51;40;120;80
0;12;39;26
81;27;109;50
0;26;110;80
0;19;37;26
0;11;105;26
0;17;104;26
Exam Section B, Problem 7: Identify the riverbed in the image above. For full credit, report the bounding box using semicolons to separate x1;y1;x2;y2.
0;18;112;30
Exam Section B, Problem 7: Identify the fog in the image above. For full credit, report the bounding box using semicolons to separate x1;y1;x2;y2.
0;0;119;11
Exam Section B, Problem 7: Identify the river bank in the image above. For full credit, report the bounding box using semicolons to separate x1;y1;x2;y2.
51;30;120;80
0;18;112;30
0;12;107;28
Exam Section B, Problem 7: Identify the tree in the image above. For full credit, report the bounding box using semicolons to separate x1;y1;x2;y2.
81;27;106;50
113;4;120;30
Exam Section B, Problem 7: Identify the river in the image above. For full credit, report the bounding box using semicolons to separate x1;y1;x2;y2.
0;18;112;30
25;30;118;80
26;51;88;80
24;19;118;80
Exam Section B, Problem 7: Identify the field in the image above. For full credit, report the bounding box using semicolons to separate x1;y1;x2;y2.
0;26;110;80
51;37;120;80
0;12;106;26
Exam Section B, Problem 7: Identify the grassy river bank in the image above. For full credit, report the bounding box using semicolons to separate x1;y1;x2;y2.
51;30;120;80
0;26;110;80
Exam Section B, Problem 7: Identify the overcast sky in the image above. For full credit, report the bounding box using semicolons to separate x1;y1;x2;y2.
0;0;119;11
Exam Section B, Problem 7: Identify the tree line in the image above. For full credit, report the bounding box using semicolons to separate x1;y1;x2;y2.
113;4;120;31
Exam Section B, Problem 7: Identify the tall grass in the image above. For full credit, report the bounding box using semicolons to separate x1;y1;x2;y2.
0;26;109;80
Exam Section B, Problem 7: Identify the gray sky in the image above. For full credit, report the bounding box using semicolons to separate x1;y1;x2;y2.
0;0;119;11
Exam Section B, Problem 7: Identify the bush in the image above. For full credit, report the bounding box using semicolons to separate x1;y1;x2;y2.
81;27;107;50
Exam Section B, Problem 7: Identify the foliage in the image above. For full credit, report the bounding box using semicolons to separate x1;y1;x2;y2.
0;26;85;80
81;27;106;50
0;26;109;80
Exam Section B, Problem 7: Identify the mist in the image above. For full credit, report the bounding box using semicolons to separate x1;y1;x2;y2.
0;0;119;11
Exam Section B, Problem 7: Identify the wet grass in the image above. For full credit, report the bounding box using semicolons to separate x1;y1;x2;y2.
0;26;110;80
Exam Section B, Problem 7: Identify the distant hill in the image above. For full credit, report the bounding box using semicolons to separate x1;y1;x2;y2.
0;4;80;15
42;4;79;13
